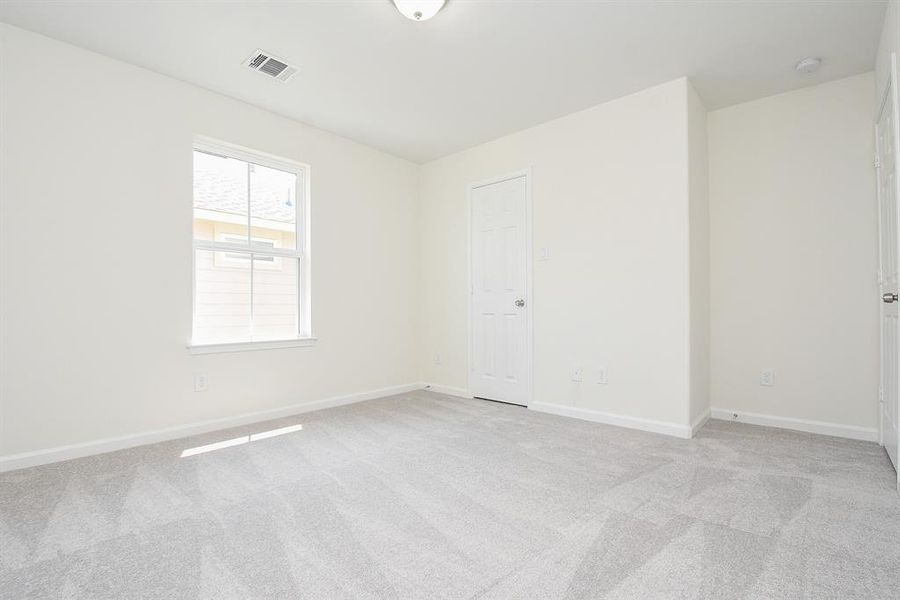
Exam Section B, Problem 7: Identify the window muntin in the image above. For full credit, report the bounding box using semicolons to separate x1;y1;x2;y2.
191;140;309;346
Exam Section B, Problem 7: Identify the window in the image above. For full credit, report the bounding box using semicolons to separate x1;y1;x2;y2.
191;138;311;351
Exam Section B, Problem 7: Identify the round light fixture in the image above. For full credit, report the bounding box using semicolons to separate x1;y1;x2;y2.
393;0;446;22
795;57;822;75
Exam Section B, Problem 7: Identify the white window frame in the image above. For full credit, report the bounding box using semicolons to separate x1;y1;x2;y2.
189;136;314;354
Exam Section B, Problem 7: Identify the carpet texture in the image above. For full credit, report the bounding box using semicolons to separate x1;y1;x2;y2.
1;390;898;599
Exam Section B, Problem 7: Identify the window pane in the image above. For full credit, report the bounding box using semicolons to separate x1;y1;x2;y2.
193;151;249;243
252;256;299;341
250;163;297;250
193;249;251;343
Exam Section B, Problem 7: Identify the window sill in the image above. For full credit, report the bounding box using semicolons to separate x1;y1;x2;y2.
188;337;318;355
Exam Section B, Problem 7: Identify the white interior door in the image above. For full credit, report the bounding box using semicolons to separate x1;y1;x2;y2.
876;58;900;475
470;174;530;406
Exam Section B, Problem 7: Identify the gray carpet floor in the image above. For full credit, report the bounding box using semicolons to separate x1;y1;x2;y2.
1;390;899;599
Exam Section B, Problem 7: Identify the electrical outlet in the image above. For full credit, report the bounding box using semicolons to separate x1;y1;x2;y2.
571;366;584;382
760;369;775;387
193;374;209;392
596;367;608;385
433;353;442;365
538;246;550;261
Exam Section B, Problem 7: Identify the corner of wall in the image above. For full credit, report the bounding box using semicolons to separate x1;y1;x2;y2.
686;79;711;428
414;162;426;385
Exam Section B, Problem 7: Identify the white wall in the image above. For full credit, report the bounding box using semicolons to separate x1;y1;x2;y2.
0;22;882;462
687;82;710;428
708;72;878;432
419;78;698;432
0;25;420;459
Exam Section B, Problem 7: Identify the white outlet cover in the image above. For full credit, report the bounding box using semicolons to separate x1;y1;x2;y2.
760;369;775;387
596;367;608;385
538;246;550;261
571;367;584;382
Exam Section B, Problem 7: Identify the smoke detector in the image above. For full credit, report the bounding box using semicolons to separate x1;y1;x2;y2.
795;57;822;75
245;49;298;83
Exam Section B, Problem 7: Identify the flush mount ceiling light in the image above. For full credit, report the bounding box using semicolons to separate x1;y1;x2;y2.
393;0;445;21
795;57;822;75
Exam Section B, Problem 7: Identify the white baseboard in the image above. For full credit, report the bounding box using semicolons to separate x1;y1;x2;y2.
691;408;711;437
529;402;692;439
421;383;473;399
710;407;878;442
0;383;423;473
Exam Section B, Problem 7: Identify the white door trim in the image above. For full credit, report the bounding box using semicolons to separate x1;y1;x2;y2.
467;169;534;407
876;61;891;449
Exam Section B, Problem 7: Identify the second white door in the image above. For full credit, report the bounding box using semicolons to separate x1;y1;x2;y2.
471;174;530;406
877;61;900;474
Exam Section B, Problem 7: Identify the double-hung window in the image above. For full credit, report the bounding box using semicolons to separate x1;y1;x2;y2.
190;138;311;352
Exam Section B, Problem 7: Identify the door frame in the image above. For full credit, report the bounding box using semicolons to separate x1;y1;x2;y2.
467;168;534;407
875;52;900;485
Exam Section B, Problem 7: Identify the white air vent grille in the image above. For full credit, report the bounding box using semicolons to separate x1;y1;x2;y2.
245;49;298;83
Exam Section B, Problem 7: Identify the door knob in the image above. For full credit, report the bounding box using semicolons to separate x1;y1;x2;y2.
884;293;899;303
515;299;525;307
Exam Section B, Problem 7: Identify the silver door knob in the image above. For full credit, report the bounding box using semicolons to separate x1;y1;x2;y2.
884;293;899;303
515;299;525;307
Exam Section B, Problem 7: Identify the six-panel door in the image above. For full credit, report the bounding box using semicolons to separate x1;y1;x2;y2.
471;175;529;406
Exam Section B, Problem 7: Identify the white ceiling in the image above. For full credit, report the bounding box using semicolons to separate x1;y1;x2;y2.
0;1;887;163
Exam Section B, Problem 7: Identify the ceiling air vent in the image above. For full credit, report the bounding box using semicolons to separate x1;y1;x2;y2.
245;49;298;83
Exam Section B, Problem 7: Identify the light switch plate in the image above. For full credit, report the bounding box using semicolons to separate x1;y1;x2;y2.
194;374;209;392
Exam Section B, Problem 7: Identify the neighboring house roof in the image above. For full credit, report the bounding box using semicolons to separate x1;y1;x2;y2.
193;161;296;223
